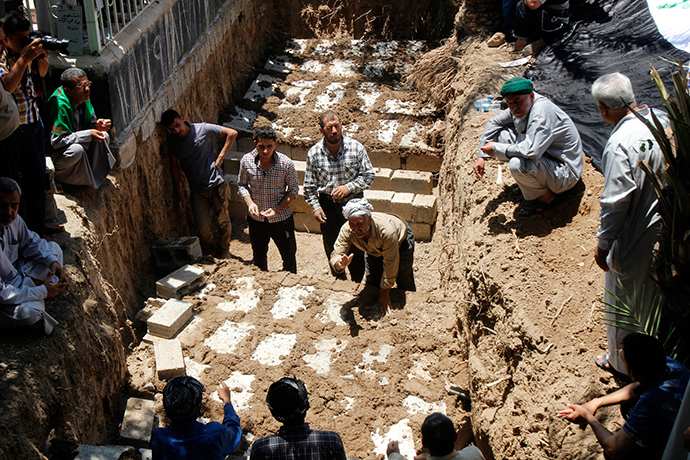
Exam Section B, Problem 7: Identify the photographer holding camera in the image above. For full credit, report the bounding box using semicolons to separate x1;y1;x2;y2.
0;11;56;238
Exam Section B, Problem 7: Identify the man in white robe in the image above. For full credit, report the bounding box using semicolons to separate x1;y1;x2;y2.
591;72;668;374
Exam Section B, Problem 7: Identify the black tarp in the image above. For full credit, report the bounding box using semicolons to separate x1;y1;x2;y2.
524;0;689;171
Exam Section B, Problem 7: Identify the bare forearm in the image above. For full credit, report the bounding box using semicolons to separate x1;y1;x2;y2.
274;193;295;213
2;58;30;93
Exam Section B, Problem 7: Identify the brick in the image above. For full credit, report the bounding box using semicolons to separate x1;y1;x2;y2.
294;212;321;233
294;160;306;184
372;167;392;190
368;149;400;169
412;194;438;224
390;170;433;195
150;237;202;268
405;153;442;173
364;190;395;213
410;222;433;242
76;445;135;460
120;398;155;445
156;265;205;299
154;339;186;380
391;193;414;221
147;298;193;338
290;186;313;214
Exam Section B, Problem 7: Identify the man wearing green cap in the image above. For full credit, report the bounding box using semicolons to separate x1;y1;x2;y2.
474;76;583;216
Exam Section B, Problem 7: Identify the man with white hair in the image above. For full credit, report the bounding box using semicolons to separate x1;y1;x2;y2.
330;199;416;315
590;72;668;374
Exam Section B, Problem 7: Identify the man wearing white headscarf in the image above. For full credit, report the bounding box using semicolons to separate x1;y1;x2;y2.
331;198;416;315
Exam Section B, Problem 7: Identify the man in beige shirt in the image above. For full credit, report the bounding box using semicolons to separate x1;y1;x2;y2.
331;198;416;315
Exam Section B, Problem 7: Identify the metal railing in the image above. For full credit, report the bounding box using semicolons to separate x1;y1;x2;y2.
84;0;153;54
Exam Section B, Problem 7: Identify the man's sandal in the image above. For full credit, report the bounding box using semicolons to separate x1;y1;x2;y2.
594;353;612;371
518;199;556;216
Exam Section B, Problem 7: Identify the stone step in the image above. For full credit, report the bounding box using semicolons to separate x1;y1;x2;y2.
120;398;155;447
156;265;205;299
147;298;193;339
154;339;186;380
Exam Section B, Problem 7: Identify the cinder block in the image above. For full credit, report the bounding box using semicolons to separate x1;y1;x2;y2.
154;339;186;380
290;187;313;214
368;149;401;169
294;160;306;184
236;137;255;153
222;150;245;176
372;167;392;190
410;222;433;242
294;212;321;234
76;445;135;460
391;193;414;221
156;265;205;299
412;194;438;224
364;190;395;213
147;298;193;338
405;153;442;173
290;145;310;162
390;170;433;195
150;237;202;268
120;398;155;446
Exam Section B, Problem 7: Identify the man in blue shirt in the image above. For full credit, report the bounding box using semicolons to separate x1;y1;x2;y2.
152;375;242;460
558;333;690;459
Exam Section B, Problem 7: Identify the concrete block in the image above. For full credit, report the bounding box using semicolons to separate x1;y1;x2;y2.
372;167;392;190
391;193;414;221
147;298;193;338
368;149;400;169
223;157;240;175
410;222;433;242
141;448;153;460
236;137;255;152
120;398;155;445
405;153;442;173
142;333;166;345
390;170;433;195
294;212;321;234
290;145;309;162
156;265;205;299
413;194;438;224
150;237;202;268
154;339;186;380
76;445;136;460
290;187;313;214
364;190;395;213
294;160;306;184
135;298;166;322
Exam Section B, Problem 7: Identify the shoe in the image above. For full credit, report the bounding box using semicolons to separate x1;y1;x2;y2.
518;199;556;216
594;353;612;371
44;222;65;235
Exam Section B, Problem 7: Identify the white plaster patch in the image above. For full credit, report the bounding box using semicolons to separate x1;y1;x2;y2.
406;354;434;381
342;397;354;411
314;82;347;113
218;277;263;313
264;55;295;74
418;104;437;116
316;291;353;325
330;59;355;77
278;80;318;109
252;333;297;365
400;123;427;150
377;120;401;144
343;123;359;136
245;74;281;103
379;377;389;386
344;39;365;57
371;419;415;460
358;82;381;114
385;99;417;115
272;119;294;138
301;60;323;73
285;39;307;55
183;357;210;381
406;40;424;55
314;40;335;56
303;338;349;374
198;283;215;299
356;344;394;376
402;395;447;416
373;41;399;58
211;371;256;412
270;284;315;319
204;321;255;354
395;62;413;75
364;59;387;78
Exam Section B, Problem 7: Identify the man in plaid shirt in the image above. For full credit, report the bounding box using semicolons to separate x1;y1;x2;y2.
304;111;374;282
250;377;347;460
238;126;298;273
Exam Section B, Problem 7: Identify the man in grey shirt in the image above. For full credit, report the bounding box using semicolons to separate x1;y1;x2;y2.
474;77;583;216
162;109;238;258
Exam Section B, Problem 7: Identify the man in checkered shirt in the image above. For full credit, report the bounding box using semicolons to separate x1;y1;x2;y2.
304;111;375;282
250;377;347;460
238;126;299;273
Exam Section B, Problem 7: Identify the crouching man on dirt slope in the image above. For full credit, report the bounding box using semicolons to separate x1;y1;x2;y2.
330;198;416;316
0;177;68;335
557;333;689;460
474;76;583;216
250;377;347;460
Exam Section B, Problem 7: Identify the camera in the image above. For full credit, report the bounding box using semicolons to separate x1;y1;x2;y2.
22;31;70;54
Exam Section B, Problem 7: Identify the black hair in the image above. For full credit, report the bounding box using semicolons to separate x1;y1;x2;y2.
421;413;456;457
0;177;21;196
318;110;340;128
161;109;182;127
1;11;30;37
253;126;277;141
622;333;667;382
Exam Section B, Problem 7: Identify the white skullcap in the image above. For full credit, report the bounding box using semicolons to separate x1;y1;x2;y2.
342;198;373;219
